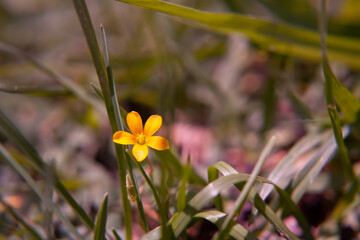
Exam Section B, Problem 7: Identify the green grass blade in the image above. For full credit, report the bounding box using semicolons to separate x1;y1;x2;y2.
112;229;123;240
290;128;347;202
287;90;313;120
155;150;206;186
0;84;71;97
126;152;161;213
219;136;276;239
72;1;133;239
0;109;44;171
94;193;109;240
0;195;44;240
126;152;175;238
259;130;331;200
192;210;258;240
171;173;301;239
211;161;312;240
90;82;104;100
256;0;317;29
0;41;106;115
0;145;85;240
126;161;149;232
177;158;191;213
0;109;95;230
319;0;358;180
208;166;223;212
115;0;360;69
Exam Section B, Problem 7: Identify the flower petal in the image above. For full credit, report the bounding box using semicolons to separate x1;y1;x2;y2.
132;144;148;162
113;131;136;145
144;115;162;136
127;111;143;135
147;136;169;150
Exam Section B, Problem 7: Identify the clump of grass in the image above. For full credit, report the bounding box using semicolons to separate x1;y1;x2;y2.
0;0;359;239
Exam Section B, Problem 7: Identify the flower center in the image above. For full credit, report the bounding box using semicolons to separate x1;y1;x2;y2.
136;133;146;145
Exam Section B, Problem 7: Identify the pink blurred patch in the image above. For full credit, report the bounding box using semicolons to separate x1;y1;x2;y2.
224;148;251;173
171;123;213;165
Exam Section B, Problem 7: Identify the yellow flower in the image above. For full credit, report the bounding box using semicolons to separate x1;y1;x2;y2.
113;111;169;162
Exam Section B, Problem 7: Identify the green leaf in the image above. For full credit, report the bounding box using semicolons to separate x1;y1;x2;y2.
112;229;123;240
94;193;109;240
155;150;206;186
256;0;317;29
177;158;191;213
192;210;258;240
0;109;95;230
0;85;71;97
219;136;276;239
208;166;223;212
323;60;360;124
72;1;133;239
0;145;85;239
115;0;360;69
0;195;43;240
0;42;106;115
171;174;300;239
287;90;313;120
212;161;312;240
319;0;358;183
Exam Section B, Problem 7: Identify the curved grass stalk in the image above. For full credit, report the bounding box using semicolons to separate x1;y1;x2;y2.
0;145;85;240
0;195;43;240
72;1;133;239
114;0;360;69
218;136;276;239
0;109;95;230
0;41;106;115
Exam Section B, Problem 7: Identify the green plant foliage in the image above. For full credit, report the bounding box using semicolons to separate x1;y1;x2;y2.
94;193;109;240
115;0;360;69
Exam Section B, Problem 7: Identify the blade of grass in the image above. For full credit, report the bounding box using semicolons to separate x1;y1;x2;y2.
259;130;331;200
0;195;44;240
290;128;344;202
72;1;132;239
94;193;108;240
0;41;106;115
177;157;191;213
287;90;313;120
319;0;358;180
0;144;85;240
171;173;300;239
218;136;276;239
208;166;223;212
112;229;123;240
115;0;360;69
319;0;360;219
211;161;312;240
0;109;95;230
0;84;71;97
101;24;149;233
192;210;258;240
155;150;206;186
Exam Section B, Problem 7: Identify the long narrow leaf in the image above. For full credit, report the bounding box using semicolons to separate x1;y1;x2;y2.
72;1;133;239
94;193;109;240
171;174;301;239
0;195;43;240
192;210;258;240
219;136;276;239
0;145;85;240
0;109;94;230
115;0;360;69
319;0;358;180
212;161;312;240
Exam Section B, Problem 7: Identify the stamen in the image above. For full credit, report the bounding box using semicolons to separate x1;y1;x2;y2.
136;133;146;145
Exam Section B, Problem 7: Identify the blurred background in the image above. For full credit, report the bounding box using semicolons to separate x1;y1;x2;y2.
0;0;360;239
